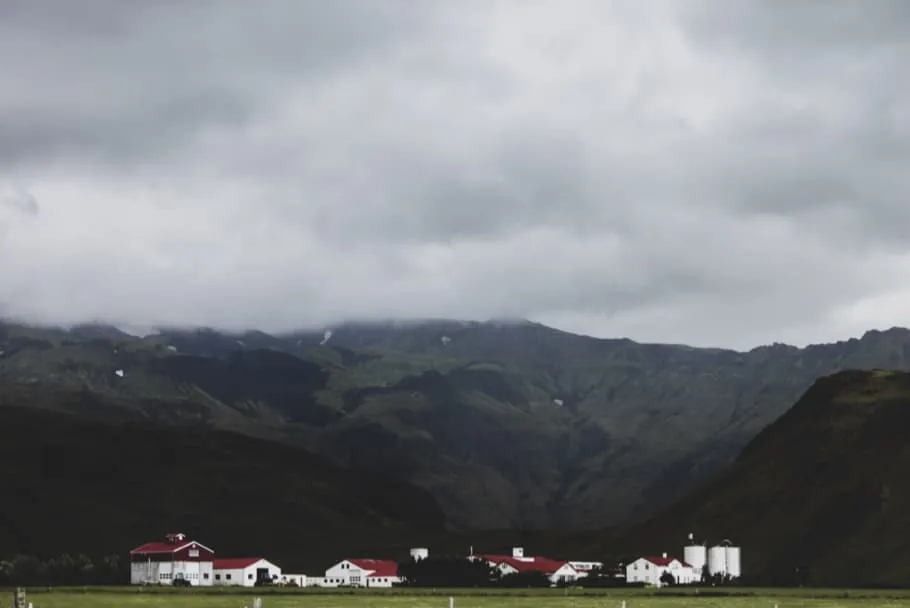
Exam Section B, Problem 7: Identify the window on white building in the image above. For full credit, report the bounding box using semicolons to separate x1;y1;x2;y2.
226;574;232;580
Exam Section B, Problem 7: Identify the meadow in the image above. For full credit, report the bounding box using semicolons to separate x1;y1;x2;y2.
10;588;910;608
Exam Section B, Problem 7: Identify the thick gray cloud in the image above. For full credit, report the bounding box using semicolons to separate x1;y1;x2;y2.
1;0;908;349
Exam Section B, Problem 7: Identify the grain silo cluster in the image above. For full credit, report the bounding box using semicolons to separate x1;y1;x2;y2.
684;533;741;580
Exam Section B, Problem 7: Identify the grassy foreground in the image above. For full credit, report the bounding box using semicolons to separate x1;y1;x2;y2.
9;588;910;608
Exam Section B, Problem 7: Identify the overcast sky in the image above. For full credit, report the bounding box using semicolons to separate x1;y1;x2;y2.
1;0;908;349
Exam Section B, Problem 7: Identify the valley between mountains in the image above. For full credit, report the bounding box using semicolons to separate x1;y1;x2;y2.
3;319;910;534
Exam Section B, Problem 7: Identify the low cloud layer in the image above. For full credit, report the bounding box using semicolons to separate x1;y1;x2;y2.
1;0;908;349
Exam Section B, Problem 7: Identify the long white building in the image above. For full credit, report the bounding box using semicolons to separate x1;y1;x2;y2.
213;557;281;587
316;558;401;588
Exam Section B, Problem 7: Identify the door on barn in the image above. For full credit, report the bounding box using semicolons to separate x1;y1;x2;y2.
184;561;200;584
256;567;270;584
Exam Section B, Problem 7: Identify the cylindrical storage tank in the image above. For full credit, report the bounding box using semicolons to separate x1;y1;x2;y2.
410;548;429;561
724;546;741;579
707;546;727;576
684;544;707;573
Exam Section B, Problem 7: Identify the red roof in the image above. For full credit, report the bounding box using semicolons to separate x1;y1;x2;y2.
475;555;573;575
214;558;265;570
348;559;398;578
130;539;214;555
131;542;190;554
643;556;690;567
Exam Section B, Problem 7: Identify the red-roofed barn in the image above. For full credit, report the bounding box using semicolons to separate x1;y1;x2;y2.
470;547;579;585
213;557;282;587
129;533;214;586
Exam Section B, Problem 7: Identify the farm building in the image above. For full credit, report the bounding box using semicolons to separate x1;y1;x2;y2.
129;533;214;586
318;558;401;588
471;547;580;585
568;560;604;575
213;557;281;587
625;554;698;586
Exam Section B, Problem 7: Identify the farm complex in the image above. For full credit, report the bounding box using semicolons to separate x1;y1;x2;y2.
129;532;741;588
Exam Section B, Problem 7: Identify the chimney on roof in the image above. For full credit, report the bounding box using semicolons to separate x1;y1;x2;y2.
165;533;186;544
512;547;524;559
662;552;667;559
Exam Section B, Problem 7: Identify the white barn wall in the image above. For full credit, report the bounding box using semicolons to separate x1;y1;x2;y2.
549;563;580;584
130;560;213;586
626;558;697;587
323;560;401;588
214;559;281;587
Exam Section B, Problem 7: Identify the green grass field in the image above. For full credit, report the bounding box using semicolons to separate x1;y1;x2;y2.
9;588;910;608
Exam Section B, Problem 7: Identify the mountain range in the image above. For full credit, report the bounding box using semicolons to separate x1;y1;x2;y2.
3;318;910;534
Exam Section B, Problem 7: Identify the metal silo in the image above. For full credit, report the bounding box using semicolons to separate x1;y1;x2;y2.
683;533;706;574
724;544;741;579
707;545;727;576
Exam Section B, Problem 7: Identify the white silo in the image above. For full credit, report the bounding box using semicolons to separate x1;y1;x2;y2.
683;533;707;574
410;547;429;561
723;543;741;579
707;545;727;576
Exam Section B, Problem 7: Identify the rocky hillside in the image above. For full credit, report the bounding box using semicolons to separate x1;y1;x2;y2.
3;319;910;530
586;369;910;587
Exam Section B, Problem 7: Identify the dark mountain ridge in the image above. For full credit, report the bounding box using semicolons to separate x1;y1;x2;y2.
3;318;910;531
585;369;910;587
0;404;446;572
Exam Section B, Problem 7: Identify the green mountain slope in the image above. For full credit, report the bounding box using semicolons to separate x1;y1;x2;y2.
0;405;445;572
4;319;910;531
585;369;910;587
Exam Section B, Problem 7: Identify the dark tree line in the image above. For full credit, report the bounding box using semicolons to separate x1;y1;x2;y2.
397;557;500;587
0;554;128;586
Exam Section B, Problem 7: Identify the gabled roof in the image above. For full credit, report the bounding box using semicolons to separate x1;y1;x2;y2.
475;554;573;575
642;556;690;567
130;540;214;555
214;558;267;570
348;559;398;578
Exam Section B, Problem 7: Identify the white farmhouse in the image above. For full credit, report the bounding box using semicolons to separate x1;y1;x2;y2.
213;558;281;587
626;554;698;587
321;559;401;588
